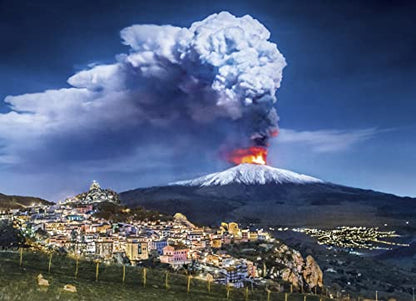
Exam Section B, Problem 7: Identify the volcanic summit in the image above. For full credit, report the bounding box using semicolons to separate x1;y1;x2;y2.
172;163;323;186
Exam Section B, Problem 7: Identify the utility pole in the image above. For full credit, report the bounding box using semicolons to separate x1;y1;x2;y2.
412;287;414;301
375;290;378;301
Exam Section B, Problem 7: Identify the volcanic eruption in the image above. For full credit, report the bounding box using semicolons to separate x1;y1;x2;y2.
1;11;286;173
227;146;268;165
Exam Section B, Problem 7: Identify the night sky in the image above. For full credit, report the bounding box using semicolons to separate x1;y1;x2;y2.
1;0;415;200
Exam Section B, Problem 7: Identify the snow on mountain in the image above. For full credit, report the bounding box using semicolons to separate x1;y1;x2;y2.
171;163;323;187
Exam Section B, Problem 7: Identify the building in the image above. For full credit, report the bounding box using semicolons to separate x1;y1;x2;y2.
222;263;248;288
205;254;221;266
246;260;257;278
160;245;190;265
249;232;258;241
45;222;66;233
67;214;84;222
241;229;249;242
228;222;240;237
77;180;121;204
94;223;111;234
187;230;203;241
125;238;149;262
75;204;93;214
151;239;168;255
211;238;222;249
95;239;113;259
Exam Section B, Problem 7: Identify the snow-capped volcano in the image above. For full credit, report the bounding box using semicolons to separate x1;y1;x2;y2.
171;163;323;186
121;163;416;228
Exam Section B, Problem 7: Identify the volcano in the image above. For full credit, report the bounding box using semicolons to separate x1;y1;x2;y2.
120;164;416;228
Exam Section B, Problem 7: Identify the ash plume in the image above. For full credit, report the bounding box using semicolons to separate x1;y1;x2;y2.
0;11;286;169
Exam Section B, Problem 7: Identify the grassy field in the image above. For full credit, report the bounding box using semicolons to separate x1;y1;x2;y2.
0;251;329;301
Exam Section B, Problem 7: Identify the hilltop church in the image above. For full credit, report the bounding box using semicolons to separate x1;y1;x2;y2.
75;180;121;204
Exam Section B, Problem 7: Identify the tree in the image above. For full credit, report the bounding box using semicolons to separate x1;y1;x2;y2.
0;221;24;249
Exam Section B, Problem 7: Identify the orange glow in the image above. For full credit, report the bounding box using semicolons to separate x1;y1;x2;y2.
227;147;267;165
270;129;279;138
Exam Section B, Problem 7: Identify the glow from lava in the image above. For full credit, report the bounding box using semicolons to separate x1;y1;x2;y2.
227;147;268;165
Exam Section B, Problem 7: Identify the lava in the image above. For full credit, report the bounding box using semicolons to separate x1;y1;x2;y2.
227;147;267;165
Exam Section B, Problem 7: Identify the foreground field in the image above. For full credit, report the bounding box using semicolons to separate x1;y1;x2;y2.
0;255;227;301
0;251;328;301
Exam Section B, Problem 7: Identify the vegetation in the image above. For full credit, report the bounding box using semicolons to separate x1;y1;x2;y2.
0;220;24;249
0;250;329;301
0;252;219;300
93;202;172;223
0;193;51;209
222;241;290;287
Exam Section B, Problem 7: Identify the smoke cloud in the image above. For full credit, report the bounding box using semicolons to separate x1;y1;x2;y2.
0;11;286;170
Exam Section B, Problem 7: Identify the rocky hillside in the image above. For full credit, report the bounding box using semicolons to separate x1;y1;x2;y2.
223;241;323;291
275;230;416;300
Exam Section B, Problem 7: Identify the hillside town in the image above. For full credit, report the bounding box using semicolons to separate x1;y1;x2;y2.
1;181;324;290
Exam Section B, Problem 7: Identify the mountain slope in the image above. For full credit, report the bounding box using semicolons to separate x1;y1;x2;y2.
121;164;416;228
0;193;51;209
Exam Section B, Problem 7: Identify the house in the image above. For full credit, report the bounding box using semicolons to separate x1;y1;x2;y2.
95;239;113;259
187;230;203;241
205;254;221;266
0;211;12;221
211;238;222;249
249;232;258;241
159;245;190;265
75;204;93;214
67;214;84;222
222;234;232;245
125;238;149;262
241;229;249;242
86;241;96;254
246;260;257;278
85;222;110;234
47;235;68;247
257;230;271;241
45;222;66;233
151;239;168;255
221;263;248;288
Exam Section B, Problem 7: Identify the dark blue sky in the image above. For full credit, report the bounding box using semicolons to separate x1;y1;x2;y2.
1;0;415;200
